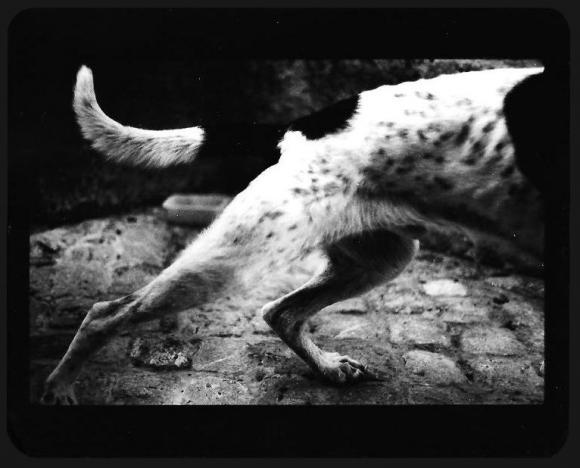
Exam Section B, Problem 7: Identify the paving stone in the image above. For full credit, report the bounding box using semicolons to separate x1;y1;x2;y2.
128;335;201;370
170;375;252;405
468;357;543;394
439;299;490;323
423;279;468;297
403;350;467;384
460;326;526;356
485;275;545;299
387;316;451;347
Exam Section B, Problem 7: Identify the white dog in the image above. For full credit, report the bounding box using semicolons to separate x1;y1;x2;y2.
42;65;544;404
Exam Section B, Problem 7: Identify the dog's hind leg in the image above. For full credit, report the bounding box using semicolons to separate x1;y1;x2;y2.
262;229;418;384
41;248;236;405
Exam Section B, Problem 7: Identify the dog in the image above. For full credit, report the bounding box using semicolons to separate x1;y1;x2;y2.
41;65;545;404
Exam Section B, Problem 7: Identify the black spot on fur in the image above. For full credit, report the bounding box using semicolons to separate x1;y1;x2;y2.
417;130;428;141
394;93;404;98
487;153;503;166
416;91;436;100
482;121;496;133
463;156;478;166
398;129;409;139
395;166;412;175
266;232;274;239
433;176;454;191
500;165;515;178
289;95;360;140
288;224;298;230
338;174;351;185
258;210;285;224
455;124;471;145
495;141;507;152
322;182;341;194
472;140;484;153
423;152;434;160
292;188;307;195
434;155;445;164
439;131;454;143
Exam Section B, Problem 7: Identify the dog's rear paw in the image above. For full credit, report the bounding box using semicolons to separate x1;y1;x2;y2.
318;352;379;385
40;384;78;405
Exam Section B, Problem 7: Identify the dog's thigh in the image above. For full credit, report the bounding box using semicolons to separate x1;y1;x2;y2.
262;230;418;384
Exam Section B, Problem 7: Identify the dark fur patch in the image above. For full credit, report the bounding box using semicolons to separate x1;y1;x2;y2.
455;124;471;145
417;129;428;141
503;70;561;194
289;95;360;140
398;129;409;139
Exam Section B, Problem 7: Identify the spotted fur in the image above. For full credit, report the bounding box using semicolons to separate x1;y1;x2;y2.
42;66;544;404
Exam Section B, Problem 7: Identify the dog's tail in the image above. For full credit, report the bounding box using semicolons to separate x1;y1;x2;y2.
73;65;205;167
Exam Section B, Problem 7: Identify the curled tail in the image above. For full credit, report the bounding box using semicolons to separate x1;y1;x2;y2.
73;65;205;167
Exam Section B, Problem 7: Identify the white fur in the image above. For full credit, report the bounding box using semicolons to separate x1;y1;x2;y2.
74;66;205;167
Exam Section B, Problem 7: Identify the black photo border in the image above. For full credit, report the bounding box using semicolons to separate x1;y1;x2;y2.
3;5;572;459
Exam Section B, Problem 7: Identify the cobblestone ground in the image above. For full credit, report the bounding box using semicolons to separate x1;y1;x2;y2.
29;209;544;405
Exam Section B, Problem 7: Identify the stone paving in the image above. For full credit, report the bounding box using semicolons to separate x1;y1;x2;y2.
29;209;544;405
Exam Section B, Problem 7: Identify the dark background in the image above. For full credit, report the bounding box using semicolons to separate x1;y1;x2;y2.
6;8;570;457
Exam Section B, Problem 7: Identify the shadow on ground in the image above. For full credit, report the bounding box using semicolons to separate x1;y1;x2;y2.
29;209;544;405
